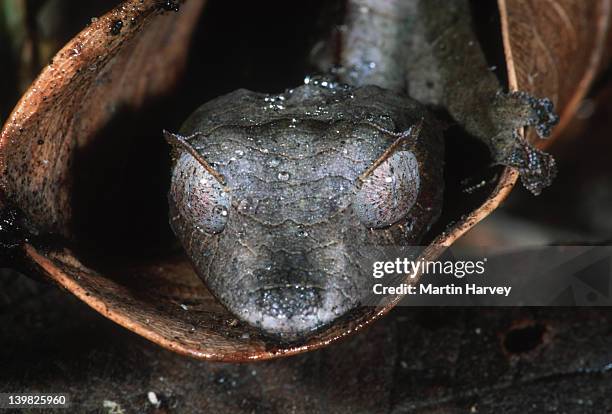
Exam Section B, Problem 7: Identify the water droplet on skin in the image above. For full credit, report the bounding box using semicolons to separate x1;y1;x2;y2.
148;392;160;407
235;149;244;158
385;176;393;183
213;205;228;217
278;171;290;181
269;157;282;168
238;199;251;212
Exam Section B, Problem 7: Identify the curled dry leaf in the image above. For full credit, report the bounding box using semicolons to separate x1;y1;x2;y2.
0;0;205;236
0;0;609;360
499;0;611;141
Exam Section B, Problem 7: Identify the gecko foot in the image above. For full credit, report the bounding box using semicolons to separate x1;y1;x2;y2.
510;91;559;138
506;130;557;195
491;91;560;195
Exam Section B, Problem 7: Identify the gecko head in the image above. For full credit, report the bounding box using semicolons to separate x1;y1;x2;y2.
166;84;443;340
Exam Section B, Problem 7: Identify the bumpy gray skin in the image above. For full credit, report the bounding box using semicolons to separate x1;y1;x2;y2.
168;0;559;340
320;0;559;195
167;84;443;339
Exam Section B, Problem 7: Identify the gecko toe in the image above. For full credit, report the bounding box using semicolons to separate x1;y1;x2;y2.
511;92;560;138
490;91;560;194
505;132;557;195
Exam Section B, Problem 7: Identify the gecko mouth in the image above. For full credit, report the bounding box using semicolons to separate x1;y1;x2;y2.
239;285;347;339
232;267;360;339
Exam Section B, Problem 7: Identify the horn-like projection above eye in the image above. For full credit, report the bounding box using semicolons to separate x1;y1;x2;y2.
169;150;231;235
354;150;420;228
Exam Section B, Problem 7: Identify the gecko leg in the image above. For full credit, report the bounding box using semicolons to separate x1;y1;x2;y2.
488;91;559;195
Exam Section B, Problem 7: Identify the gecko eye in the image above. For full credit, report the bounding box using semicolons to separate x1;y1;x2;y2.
169;150;231;234
353;151;420;228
